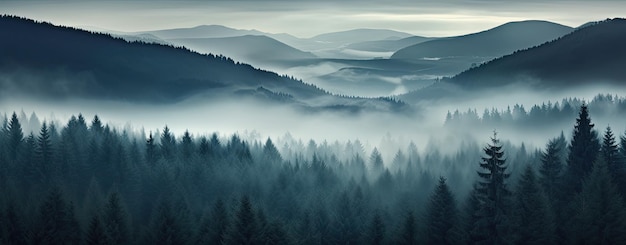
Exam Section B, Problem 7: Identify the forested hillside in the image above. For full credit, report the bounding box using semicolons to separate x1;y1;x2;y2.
1;104;625;244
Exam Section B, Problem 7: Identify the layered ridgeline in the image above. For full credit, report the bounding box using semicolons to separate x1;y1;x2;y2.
391;20;573;60
448;18;626;88
0;16;407;112
402;18;626;102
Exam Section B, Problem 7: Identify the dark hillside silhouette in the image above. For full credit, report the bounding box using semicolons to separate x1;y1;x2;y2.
0;16;324;102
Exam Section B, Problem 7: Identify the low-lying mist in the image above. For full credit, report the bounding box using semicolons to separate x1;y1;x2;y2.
4;84;625;165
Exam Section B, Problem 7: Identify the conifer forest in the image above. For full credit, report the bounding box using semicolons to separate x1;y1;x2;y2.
1;102;626;245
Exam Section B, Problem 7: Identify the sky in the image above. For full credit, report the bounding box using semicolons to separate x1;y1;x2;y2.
1;0;625;37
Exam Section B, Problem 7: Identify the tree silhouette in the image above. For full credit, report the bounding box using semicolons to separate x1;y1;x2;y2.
425;177;458;245
512;165;555;244
565;104;600;194
473;131;512;245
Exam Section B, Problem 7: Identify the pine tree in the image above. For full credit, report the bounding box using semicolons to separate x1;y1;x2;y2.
7;112;24;163
602;126;622;183
86;214;107;245
146;132;157;165
370;148;384;173
223;196;260;245
160;126;176;161
397;211;417;245
367;210;386;245
195;199;229;245
473;132;512;245
181;130;193;160
539;137;563;205
35;122;53;182
512;165;555;245
425;177;458;245
149;200;188;245
565;104;600;194
102;192;130;245
36;188;81;245
566;158;626;244
263;137;282;163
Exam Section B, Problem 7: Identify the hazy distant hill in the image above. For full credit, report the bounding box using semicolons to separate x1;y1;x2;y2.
345;36;433;52
392;20;573;59
401;18;626;102
143;24;268;39
0;16;409;113
448;18;626;88
168;35;316;65
0;17;324;102
310;28;413;45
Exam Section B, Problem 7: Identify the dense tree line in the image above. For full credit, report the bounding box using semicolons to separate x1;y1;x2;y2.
1;103;626;244
445;94;626;130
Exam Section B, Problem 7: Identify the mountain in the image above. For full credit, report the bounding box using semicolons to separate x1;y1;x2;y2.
345;36;434;52
448;18;626;88
0;16;409;113
142;24;267;39
311;29;413;45
167;35;316;66
401;18;626;102
391;20;573;59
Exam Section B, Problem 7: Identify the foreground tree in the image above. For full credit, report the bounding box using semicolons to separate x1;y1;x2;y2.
223;196;260;245
566;158;626;244
472;132;512;245
564;104;599;194
425;177;459;245
512;165;555;244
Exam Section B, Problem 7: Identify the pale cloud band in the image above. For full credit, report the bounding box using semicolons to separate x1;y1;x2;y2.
1;0;624;37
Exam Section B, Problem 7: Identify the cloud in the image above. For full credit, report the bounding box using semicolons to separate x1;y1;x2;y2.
2;0;624;37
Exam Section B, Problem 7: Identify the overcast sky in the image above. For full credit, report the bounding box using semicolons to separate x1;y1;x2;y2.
1;0;625;37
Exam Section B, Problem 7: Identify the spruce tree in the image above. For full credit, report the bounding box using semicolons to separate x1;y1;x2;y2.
7;112;23;163
85;214;107;245
425;177;458;245
566;158;626;244
196;200;229;245
370;148;384;173
602;126;622;183
367;210;386;245
397;211;417;245
146;132;157;165
512;165;554;244
35;122;53;182
473;132;511;245
102;192;130;245
539;137;563;205
36;188;81;245
565;104;600;194
223;196;260;245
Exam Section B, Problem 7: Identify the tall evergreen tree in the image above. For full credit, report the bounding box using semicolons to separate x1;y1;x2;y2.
512;165;554;245
370;148;384;173
473;132;512;245
539;137;563;205
160;126;176;161
35;122;53;182
181;130;193;160
7;112;24;163
397;211;417;245
196;199;229;245
146;132;157;165
566;158;626;244
367;210;386;245
263;138;282;163
425;177;458;245
102;192;130;245
223;196;260;245
148;200;189;245
35;188;81;245
602;126;622;182
85;214;107;245
565;104;600;194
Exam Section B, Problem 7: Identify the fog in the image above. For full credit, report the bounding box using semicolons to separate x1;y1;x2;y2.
4;83;625;162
